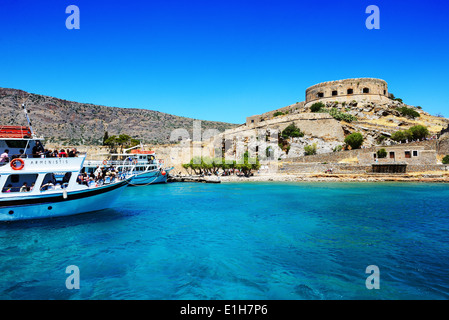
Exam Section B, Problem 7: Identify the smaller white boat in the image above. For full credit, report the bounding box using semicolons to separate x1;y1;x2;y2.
84;147;173;186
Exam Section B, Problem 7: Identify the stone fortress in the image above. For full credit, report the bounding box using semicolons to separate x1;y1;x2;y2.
228;78;399;157
174;77;449;175
305;78;389;107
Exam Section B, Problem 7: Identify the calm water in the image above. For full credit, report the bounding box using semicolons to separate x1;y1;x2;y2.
1;182;449;300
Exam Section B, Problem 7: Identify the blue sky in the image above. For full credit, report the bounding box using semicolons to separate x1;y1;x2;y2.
1;0;448;124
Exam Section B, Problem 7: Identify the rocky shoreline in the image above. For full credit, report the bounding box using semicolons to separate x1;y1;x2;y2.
186;173;449;183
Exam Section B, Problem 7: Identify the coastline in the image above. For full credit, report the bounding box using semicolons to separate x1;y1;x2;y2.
179;172;449;183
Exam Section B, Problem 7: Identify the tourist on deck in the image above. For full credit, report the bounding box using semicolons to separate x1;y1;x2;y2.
20;182;28;192
94;166;102;180
43;149;51;158
10;149;24;160
52;149;59;157
0;149;10;164
32;141;44;158
68;148;78;157
59;149;68;157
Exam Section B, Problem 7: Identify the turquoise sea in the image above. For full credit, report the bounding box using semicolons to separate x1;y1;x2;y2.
1;182;449;300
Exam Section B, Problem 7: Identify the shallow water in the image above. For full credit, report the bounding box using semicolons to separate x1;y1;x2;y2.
1;182;449;299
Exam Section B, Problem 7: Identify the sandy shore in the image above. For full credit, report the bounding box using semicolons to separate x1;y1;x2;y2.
184;173;449;183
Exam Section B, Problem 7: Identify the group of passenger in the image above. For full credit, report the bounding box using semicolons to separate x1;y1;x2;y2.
0;141;79;165
32;141;79;158
77;165;120;187
2;182;35;193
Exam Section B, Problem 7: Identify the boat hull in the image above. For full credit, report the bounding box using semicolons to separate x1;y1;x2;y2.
0;180;129;221
128;169;172;186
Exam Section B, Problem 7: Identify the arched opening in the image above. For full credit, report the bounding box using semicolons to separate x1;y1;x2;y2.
332;90;338;96
347;88;353;95
317;92;324;98
363;88;370;94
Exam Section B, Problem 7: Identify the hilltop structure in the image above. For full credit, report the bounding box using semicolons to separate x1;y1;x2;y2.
174;77;449;175
305;78;389;106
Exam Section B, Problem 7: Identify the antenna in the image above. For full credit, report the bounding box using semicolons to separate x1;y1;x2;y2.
22;103;35;138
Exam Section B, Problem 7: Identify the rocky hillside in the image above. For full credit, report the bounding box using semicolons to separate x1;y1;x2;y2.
237;96;449;159
0;88;238;145
277;99;448;144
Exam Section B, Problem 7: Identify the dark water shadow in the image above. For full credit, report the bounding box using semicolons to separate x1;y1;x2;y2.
0;208;129;231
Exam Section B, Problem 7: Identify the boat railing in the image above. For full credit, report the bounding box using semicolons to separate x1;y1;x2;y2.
86;159;160;166
0;152;87;162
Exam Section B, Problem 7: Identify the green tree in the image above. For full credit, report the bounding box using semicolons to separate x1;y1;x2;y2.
391;129;415;142
304;143;317;155
333;145;343;152
104;134;140;152
310;102;325;113
327;108;357;123
377;148;387;158
396;106;420;119
281;123;304;139
273;111;285;117
442;155;449;164
102;131;109;146
104;135;118;150
236;151;260;176
344;132;364;149
266;146;274;159
409;125;429;140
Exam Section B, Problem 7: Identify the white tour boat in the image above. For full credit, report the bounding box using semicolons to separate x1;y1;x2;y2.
0;105;131;221
83;147;173;186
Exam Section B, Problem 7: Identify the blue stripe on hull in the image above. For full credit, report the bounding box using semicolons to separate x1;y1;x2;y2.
0;181;129;221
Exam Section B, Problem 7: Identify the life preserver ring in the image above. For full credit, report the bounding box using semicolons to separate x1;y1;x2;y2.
11;158;25;170
103;160;108;165
133;159;138;165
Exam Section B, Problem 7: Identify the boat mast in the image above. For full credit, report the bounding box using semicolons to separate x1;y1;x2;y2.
22;103;36;138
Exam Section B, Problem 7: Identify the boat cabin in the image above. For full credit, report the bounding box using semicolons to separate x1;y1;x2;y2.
0;127;44;159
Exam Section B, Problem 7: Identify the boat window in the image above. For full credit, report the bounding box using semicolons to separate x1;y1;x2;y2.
2;174;38;193
40;172;72;191
5;140;29;149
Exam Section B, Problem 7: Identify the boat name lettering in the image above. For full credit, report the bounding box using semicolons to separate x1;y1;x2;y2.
29;159;69;165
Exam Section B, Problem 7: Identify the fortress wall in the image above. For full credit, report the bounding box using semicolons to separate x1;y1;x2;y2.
287;148;373;163
279;163;448;174
222;112;345;142
279;163;370;174
305;78;388;105
246;102;305;126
